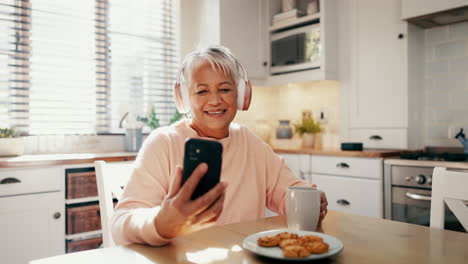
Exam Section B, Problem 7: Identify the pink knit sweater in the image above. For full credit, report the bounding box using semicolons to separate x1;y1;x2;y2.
111;119;307;246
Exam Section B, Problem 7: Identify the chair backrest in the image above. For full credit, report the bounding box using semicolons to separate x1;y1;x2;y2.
430;167;468;231
94;160;134;247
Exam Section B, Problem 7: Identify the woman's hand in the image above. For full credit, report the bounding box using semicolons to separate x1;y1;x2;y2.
311;184;328;224
154;163;227;239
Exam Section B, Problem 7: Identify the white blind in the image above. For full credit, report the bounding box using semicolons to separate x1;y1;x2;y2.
1;0;179;134
0;0;29;131
30;0;96;134
98;0;178;133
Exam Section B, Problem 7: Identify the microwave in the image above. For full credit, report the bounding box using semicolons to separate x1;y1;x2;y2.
270;24;321;75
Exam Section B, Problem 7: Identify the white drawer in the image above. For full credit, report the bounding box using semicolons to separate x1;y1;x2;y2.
0;167;62;197
312;174;382;218
348;128;407;149
311;156;382;179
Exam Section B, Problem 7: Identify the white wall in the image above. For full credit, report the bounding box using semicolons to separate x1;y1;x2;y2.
423;22;468;146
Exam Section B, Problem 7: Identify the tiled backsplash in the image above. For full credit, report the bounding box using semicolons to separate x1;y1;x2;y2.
234;80;340;146
424;22;468;146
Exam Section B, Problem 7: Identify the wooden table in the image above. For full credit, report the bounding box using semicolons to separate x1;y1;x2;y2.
31;211;468;264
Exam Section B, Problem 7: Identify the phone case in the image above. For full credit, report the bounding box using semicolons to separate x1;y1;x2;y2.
182;138;223;200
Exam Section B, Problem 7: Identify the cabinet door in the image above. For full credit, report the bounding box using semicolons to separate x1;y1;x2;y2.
312;174;382;218
220;0;267;80
277;153;311;182
349;0;408;128
0;192;65;264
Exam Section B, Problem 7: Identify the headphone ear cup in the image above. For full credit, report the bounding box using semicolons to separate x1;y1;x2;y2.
174;82;189;114
242;80;252;111
237;79;246;110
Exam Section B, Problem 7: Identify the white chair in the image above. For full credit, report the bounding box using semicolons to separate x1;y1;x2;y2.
94;160;134;247
430;167;468;231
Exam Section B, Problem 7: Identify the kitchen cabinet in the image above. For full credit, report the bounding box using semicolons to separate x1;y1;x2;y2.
342;0;423;149
182;0;268;81
266;0;338;85
277;153;311;183
401;0;468;20
310;155;383;218
0;167;64;264
219;0;268;80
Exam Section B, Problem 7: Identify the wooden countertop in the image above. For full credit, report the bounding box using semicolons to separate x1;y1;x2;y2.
274;147;404;158
31;211;468;264
0;152;138;168
0;147;407;169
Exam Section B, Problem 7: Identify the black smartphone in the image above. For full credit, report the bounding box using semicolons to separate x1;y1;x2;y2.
182;138;223;200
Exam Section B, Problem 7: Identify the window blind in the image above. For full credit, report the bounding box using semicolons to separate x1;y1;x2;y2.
97;0;179;133
0;0;30;132
1;0;179;135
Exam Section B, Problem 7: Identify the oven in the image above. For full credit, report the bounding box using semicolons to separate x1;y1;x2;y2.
384;164;466;232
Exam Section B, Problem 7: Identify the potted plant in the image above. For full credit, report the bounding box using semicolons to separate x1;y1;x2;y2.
0;127;25;156
294;119;322;148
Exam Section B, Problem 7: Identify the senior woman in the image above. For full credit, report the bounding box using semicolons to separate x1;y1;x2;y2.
111;45;328;246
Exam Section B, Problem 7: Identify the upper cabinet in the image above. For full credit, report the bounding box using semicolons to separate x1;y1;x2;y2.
179;0;338;85
219;0;268;80
266;0;338;85
341;0;424;149
179;0;268;82
401;0;468;20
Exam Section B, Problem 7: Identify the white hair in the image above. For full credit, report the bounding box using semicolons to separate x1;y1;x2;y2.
178;45;244;86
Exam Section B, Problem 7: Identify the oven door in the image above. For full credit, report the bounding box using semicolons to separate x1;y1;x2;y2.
392;187;466;232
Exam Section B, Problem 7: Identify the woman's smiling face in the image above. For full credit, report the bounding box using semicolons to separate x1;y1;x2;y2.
187;60;238;139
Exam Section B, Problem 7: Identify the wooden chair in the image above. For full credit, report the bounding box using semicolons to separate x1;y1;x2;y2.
94;160;134;247
430;167;468;231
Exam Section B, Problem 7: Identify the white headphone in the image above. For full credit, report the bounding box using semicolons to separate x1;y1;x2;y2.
174;51;252;114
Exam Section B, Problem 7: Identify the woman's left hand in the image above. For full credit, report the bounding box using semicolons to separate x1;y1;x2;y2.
311;184;328;224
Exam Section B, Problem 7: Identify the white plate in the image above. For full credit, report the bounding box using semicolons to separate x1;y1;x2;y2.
242;229;343;261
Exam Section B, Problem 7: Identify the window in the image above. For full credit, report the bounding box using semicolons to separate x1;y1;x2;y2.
0;0;179;135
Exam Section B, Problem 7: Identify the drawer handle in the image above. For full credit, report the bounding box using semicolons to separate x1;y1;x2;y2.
0;177;21;184
336;163;350;169
369;135;383;140
337;199;350;206
53;212;61;219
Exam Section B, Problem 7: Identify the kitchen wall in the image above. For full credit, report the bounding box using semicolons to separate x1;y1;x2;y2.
234;80;340;147
424;22;468;146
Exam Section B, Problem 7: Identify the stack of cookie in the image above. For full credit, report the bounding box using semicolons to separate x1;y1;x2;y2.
257;232;329;258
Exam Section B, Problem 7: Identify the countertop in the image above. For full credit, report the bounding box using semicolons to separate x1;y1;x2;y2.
0;148;407;168
0;152;138;168
31;210;468;264
273;147;404;158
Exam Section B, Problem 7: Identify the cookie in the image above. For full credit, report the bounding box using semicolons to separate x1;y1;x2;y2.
257;235;280;247
299;235;323;244
304;241;329;254
282;245;310;258
279;238;301;249
276;232;299;241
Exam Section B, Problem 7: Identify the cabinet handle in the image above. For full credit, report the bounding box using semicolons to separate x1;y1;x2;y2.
53;212;61;219
336;162;350;169
337;199;350;206
263;61;267;66
0;177;21;184
369;135;383;140
398;33;404;39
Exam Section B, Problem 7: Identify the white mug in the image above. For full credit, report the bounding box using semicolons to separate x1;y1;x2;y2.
286;186;321;231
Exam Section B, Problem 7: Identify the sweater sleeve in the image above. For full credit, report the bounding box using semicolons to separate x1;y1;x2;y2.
111;130;173;246
264;146;309;216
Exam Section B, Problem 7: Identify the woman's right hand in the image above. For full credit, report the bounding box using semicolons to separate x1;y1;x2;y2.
154;163;227;239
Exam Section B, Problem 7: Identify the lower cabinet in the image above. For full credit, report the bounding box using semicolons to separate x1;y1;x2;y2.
0;191;65;264
276;153;312;183
311;174;382;218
